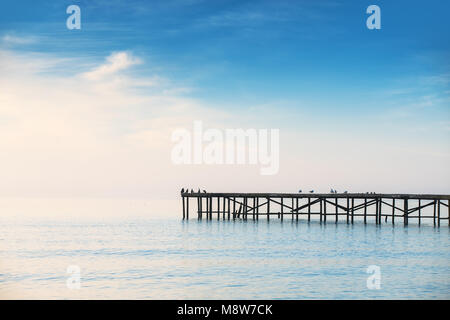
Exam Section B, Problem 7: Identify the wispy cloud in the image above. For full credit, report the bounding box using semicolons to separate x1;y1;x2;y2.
1;34;37;45
82;51;142;81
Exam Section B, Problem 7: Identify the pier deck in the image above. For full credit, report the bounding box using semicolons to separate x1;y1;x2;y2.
181;192;450;226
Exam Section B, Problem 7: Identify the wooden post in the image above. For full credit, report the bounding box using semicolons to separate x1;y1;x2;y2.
217;197;220;220
378;198;382;224
324;198;327;223
233;197;236;220
209;197;213;220
346;197;349;224
308;198;311;222
392;199;395;225
437;200;441;227
418;199;421;226
227;198;231;220
363;198;367;224
375;198;379;225
223;197;226;220
256;197;259;220
335;198;338;223
291;198;294;220
267;197;270;221
186;196;189;220
351;198;354;224
280;198;284;221
319;198;323;223
199;197;202;220
182;196;185;220
433;200;436;226
243;197;247;220
404;198;408;226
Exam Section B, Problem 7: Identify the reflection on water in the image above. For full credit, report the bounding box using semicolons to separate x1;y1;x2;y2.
0;217;449;299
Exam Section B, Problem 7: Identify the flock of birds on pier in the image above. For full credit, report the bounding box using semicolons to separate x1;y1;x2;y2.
181;188;378;194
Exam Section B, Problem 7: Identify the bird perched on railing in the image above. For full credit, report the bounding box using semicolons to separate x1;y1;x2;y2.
191;189;194;193
330;188;334;193
298;189;302;193
198;188;200;193
309;190;314;193
203;190;207;193
344;191;348;194
181;188;184;193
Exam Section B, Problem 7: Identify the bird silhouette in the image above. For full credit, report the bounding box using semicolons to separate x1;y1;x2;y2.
298;189;302;193
181;188;184;193
191;189;194;193
203;190;207;193
198;188;200;193
309;190;314;193
330;188;334;193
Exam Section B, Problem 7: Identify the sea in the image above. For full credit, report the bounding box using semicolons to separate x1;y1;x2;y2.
0;204;449;299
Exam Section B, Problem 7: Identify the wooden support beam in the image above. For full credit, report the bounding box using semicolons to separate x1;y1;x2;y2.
319;198;323;223
217;197;220;220
351;198;354;224
308;198;311;221
437;200;441;227
433;200;437;226
379;198;382;224
209;197;213;220
256;197;259;220
227;197;231;220
291;198;294;220
375;198;379;225
182;196;185;220
335;198;338;223
363;198;367;224
418;199;421;226
296;198;299;221
280;198;284;221
186;197;189;220
267;197;270;221
346;197;349;224
392;199;395;225
404;198;408;226
324;198;327;223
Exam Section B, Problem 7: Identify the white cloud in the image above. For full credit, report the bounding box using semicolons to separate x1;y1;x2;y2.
1;34;36;45
82;51;142;80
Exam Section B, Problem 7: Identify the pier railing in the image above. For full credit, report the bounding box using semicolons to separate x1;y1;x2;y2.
181;192;450;226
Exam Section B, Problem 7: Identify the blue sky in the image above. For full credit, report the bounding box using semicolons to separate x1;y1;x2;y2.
0;0;449;203
2;0;449;106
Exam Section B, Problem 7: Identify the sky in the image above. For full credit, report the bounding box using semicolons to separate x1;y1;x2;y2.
0;0;449;217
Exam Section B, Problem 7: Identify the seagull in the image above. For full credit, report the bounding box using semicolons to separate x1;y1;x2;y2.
330;188;334;193
181;188;184;193
298;189;302;193
309;190;314;193
203;190;207;193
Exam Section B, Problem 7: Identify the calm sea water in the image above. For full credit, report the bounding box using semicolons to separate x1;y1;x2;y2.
0;216;449;299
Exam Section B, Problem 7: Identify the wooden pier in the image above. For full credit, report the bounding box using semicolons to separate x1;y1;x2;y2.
181;192;450;226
